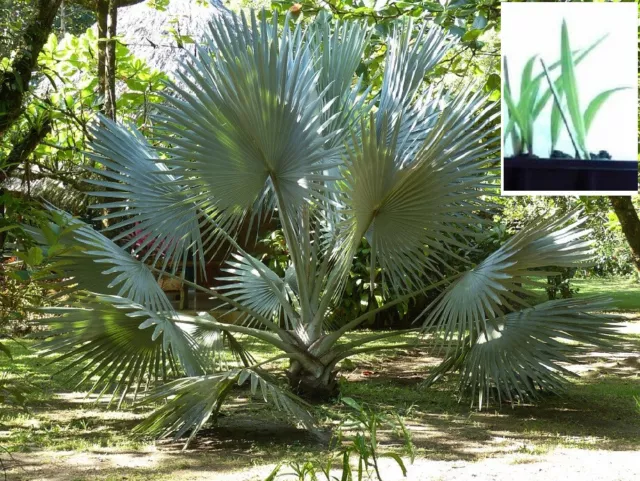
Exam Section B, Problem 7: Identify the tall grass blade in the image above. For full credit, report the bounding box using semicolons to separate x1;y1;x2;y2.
560;19;588;158
584;87;630;134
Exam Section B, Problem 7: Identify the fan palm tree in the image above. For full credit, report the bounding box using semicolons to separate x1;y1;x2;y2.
26;10;618;444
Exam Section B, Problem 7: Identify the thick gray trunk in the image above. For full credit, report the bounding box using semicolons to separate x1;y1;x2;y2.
286;360;339;402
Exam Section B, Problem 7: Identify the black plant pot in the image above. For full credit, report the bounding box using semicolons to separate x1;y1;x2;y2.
504;157;638;192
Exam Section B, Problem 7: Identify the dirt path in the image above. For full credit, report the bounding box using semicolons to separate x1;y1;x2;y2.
6;447;640;481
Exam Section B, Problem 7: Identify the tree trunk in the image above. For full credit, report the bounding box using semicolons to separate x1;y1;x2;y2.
609;196;640;272
104;0;117;120
0;0;63;136
97;0;108;101
286;361;339;402
0;187;6;252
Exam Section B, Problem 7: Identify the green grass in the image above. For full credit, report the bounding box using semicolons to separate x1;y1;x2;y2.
572;278;640;311
530;277;640;311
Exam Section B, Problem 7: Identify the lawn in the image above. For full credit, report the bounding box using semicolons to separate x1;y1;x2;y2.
0;277;639;480
529;277;640;311
572;278;640;311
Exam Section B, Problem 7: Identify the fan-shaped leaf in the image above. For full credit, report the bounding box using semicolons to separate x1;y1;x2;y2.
377;18;453;119
155;10;340;227
341;85;499;293
421;210;595;343
135;368;314;447
458;296;619;408
308;11;371;148
216;252;289;327
25;210;174;314
36;294;203;406
86;116;206;278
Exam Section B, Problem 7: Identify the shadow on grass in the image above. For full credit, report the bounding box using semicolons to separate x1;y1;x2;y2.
1;317;639;478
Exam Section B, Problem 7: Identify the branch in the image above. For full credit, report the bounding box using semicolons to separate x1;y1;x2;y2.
69;0;145;9
0;120;52;183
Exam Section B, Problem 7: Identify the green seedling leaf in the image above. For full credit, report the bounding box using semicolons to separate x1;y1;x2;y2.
532;34;609;120
341;397;363;412
385;453;408;476
341;450;352;481
519;77;541;153
503;87;526;137
520;54;538;101
584;87;630;134
264;463;281;481
560;19;588;158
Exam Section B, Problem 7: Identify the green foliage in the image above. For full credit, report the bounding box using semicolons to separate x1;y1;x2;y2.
266;397;414;481
267;0;501;99
0;193;56;336
1;25;168;217
0;0;94;58
503;31;609;157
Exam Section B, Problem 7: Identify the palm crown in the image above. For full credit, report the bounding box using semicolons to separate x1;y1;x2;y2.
29;10;617;445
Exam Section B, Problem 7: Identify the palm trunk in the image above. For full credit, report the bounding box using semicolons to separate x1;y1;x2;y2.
286;360;339;402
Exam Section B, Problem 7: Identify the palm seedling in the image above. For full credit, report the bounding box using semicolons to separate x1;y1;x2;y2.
548;19;629;159
23;10;619;445
503;31;609;157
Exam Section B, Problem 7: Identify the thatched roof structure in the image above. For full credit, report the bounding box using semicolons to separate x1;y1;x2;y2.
116;0;229;79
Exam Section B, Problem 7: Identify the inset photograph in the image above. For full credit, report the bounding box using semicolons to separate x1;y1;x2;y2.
502;2;638;195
